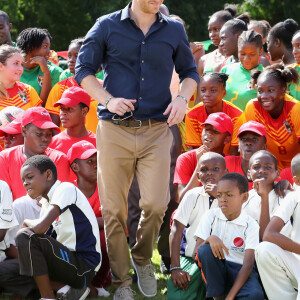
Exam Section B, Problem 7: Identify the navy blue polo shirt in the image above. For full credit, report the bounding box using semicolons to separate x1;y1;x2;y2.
75;3;199;121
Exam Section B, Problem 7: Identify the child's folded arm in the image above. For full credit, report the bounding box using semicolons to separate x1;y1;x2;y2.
225;249;255;300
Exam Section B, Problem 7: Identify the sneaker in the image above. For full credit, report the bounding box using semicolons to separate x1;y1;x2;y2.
57;286;90;300
131;258;157;297
113;286;135;300
96;287;110;297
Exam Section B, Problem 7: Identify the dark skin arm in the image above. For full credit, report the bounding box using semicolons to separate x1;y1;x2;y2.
169;220;191;290
274;180;293;198
225;250;255;300
5;244;18;259
0;229;7;242
23;205;60;235
263;216;300;254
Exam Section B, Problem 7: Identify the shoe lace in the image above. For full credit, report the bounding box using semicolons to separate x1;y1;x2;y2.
141;264;155;278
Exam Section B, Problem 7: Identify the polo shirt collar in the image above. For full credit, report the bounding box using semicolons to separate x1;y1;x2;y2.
47;180;61;203
120;2;168;23
217;208;248;226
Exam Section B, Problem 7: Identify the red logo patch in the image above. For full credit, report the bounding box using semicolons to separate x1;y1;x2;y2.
233;237;244;247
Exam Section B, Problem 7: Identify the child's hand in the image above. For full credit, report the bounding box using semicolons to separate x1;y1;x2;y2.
253;178;269;198
205;183;217;198
171;269;191;290
196;145;209;161
207;235;229;259
274;179;294;198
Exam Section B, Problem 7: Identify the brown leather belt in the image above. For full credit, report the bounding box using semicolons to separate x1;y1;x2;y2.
111;117;161;128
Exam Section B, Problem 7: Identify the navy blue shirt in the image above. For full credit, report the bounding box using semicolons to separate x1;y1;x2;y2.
75;3;199;121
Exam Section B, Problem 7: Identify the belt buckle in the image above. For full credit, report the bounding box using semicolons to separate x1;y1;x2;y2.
132;119;142;129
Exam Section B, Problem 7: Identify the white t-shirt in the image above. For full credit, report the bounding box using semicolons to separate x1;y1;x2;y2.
40;180;101;271
243;189;292;236
273;190;300;243
8;195;41;245
174;186;217;257
0;180;18;251
194;208;259;265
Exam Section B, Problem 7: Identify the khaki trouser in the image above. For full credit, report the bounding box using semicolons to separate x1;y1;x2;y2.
96;119;173;288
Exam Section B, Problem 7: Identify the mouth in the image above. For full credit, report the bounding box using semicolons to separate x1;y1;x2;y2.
206;178;216;183
260;99;273;108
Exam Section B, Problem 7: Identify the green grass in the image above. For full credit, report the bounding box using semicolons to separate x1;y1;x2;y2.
90;246;169;299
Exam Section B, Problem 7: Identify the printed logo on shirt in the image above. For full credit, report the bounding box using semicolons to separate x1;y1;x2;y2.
2;209;12;215
37;75;44;87
18;91;28;103
233;237;244;247
283;120;292;134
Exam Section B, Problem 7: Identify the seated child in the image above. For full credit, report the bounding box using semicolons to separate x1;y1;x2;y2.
68;141;110;297
15;155;101;300
174;112;233;201
168;152;228;300
194;173;264;300
0;118;24;149
256;153;300;300
244;150;292;239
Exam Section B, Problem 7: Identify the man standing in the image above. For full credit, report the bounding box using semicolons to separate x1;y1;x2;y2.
0;11;13;46
75;1;199;299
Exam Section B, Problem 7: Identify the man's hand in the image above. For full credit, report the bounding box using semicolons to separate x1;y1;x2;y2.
164;97;187;126
171;269;191;290
190;42;204;54
253;178;269;198
207;235;229;259
274;180;294;198
106;98;136;115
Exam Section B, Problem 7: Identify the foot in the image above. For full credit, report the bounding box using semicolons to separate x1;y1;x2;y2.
131;258;157;297
56;286;90;300
113;286;135;300
96;287;110;297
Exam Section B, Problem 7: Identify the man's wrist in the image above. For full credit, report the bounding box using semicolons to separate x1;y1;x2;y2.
105;96;113;108
176;94;188;104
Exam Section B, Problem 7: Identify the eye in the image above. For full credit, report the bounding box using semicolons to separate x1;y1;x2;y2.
214;167;220;171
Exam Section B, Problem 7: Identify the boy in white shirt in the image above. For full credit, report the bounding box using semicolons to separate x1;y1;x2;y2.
244;150;292;239
194;173;264;300
168;152;228;300
256;153;300;300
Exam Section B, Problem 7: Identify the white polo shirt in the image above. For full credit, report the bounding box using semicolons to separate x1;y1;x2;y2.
174;186;218;257
0;180;18;251
243;189;292;237
194;208;259;265
40;180;101;271
8;195;41;245
273;190;300;243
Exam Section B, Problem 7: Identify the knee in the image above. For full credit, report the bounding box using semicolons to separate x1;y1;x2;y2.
197;244;212;261
255;241;278;263
15;228;32;248
246;288;264;300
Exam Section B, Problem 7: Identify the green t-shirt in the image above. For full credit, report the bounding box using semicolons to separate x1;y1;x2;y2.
20;61;63;95
59;69;104;82
287;64;300;101
220;62;264;111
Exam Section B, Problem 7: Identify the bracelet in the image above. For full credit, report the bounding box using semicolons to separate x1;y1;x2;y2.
105;96;113;108
176;94;188;104
170;266;182;271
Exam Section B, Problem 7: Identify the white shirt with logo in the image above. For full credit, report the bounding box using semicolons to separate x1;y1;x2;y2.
243;189;292;237
174;186;218;257
194;208;259;265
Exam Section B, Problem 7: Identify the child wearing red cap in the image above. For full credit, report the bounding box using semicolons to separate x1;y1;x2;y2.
49;86;96;180
0;107;70;199
185;72;242;155
0;118;24;148
175;112;233;201
67;141;111;297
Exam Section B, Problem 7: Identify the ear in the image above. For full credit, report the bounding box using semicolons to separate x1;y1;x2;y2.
242;191;249;203
224;168;229;174
263;143;267;150
71;162;79;173
45;169;53;181
293;176;300;186
82;107;89;118
247;169;252;181
22;126;27;137
275;169;280;179
259;48;263;56
9;23;12;31
274;38;281;47
224;134;232;145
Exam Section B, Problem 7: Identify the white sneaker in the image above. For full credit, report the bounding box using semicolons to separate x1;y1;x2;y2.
96;287;110;297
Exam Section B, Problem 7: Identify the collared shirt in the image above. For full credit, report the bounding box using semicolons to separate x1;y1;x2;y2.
174;186;218;257
194;208;259;265
40;180;101;271
75;2;199;121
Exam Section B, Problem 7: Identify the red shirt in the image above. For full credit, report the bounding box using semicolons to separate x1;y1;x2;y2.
280;167;293;185
49;131;96;181
0;145;70;199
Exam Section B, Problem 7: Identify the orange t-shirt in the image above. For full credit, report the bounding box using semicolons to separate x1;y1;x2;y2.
1;81;42;110
0;145;70;199
45;76;100;133
240;95;300;170
185;100;242;153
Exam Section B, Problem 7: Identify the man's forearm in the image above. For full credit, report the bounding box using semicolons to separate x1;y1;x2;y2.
177;78;197;103
81;75;111;106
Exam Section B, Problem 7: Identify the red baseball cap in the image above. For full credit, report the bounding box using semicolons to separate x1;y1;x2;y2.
21;107;60;132
237;121;267;138
201;112;233;136
0;119;22;136
54;86;91;108
67;140;97;165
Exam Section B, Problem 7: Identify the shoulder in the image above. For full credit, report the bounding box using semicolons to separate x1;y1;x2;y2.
47;62;63;73
0;145;21;159
223;100;243;115
187;103;205;118
45;147;68;160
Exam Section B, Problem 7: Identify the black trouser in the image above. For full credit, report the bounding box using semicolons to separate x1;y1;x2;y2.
15;228;96;289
